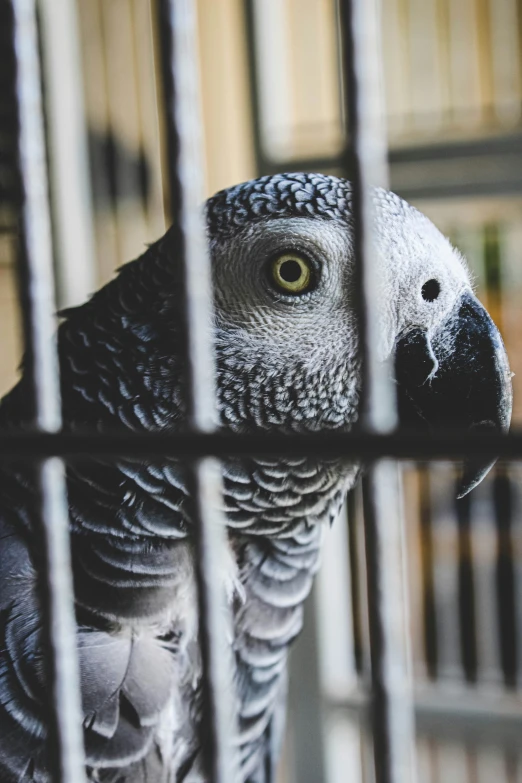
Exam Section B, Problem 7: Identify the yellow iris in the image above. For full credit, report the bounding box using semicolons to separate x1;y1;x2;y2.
271;254;312;294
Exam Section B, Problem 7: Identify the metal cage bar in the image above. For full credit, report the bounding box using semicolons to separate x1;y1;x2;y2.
9;0;86;780
0;428;518;461
339;0;416;782
155;1;236;780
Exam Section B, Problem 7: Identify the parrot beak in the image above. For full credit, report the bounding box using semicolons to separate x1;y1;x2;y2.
394;291;512;497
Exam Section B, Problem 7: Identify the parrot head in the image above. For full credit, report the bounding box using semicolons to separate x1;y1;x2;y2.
205;173;512;495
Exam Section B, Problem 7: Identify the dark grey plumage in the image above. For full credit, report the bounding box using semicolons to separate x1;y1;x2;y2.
0;173;511;782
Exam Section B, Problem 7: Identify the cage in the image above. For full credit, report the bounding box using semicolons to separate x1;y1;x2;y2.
1;1;521;782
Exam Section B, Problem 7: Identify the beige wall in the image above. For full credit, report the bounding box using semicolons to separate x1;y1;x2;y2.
197;0;256;197
0;264;21;397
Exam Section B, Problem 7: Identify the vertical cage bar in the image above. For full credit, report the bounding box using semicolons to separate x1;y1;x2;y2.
155;1;236;781
455;485;478;683
347;488;365;676
10;0;86;780
418;466;438;680
493;467;518;687
339;0;416;782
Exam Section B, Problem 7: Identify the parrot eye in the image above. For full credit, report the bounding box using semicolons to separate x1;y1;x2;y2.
270;253;313;294
422;279;440;302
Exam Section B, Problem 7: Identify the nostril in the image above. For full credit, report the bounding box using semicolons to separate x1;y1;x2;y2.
422;279;441;302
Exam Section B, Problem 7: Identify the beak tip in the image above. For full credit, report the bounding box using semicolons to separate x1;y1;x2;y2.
456;482;477;500
456;420;504;498
456;458;497;499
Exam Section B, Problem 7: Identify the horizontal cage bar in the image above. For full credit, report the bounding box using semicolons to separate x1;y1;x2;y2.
0;429;520;459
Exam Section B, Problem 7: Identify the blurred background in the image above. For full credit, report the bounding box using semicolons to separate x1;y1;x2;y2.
2;1;522;781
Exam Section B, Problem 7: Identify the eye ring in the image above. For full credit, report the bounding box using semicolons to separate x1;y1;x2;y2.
421;279;441;302
270;253;313;294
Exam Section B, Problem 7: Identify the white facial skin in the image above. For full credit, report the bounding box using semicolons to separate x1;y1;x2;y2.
372;198;472;358
211;203;472;372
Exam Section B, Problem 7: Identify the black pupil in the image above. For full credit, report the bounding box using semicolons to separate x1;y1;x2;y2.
280;260;302;283
422;279;440;302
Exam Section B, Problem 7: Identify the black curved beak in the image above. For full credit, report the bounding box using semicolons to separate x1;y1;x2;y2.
395;291;512;498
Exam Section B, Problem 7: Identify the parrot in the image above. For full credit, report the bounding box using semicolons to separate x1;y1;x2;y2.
0;173;512;782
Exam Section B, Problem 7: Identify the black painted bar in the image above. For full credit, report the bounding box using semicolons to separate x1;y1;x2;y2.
347;489;365;676
0;429;521;460
493;468;518;688
418;467;438;681
455;484;478;683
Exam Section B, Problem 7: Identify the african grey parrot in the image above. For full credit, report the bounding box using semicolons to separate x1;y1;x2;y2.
0;173;512;782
